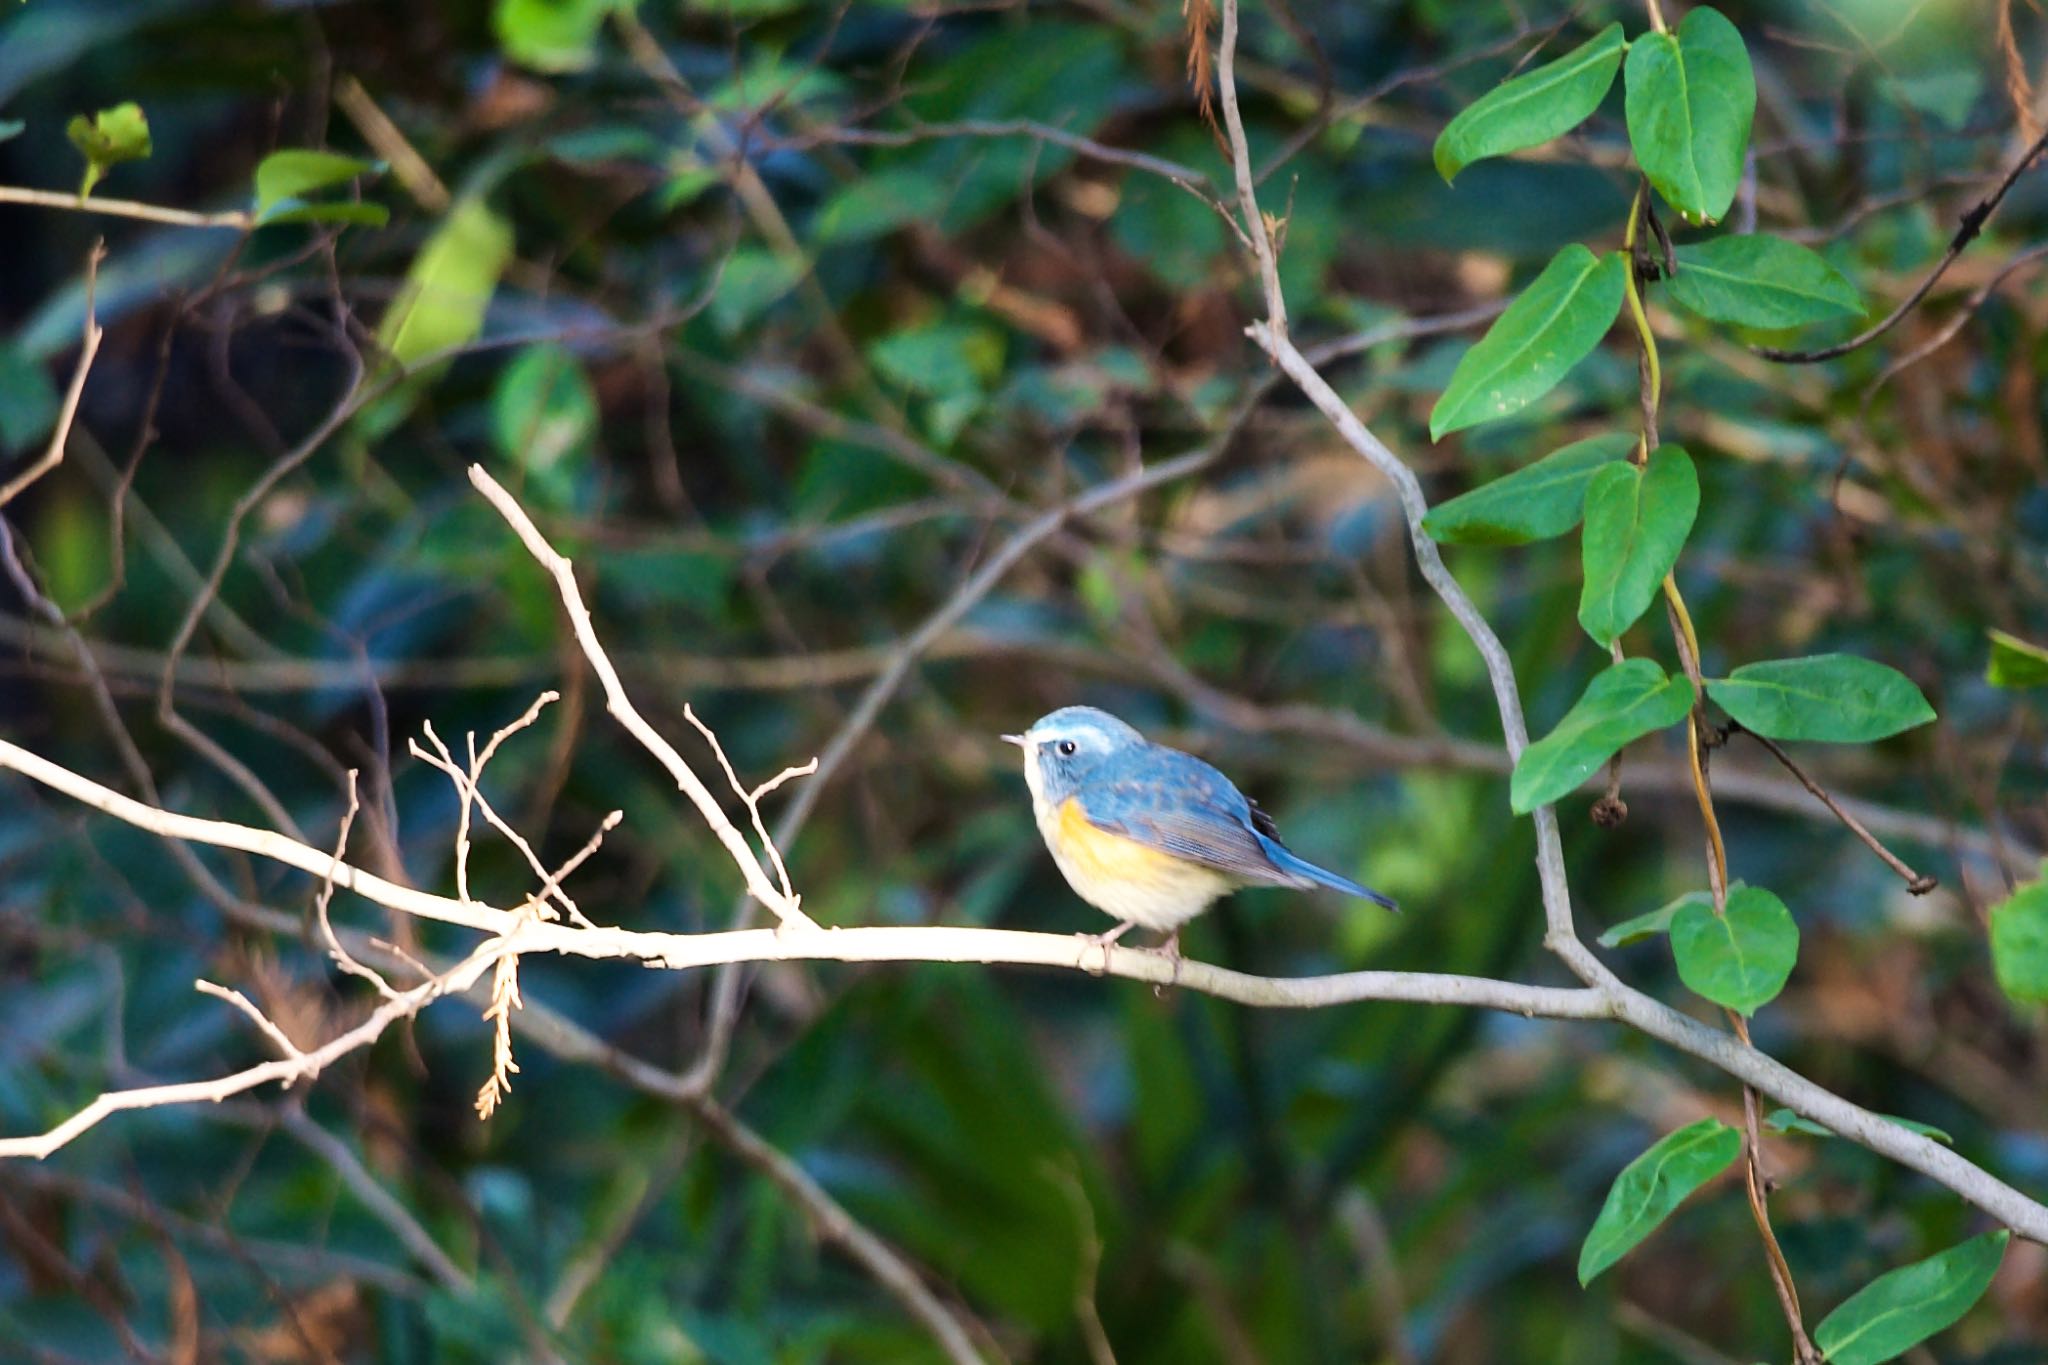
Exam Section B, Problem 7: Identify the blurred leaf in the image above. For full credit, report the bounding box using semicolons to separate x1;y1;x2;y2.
1666;234;1864;327
0;119;23;143
66;101;150;197
899;23;1126;231
1597;889;1710;947
1886;68;1981;130
1762;1108;1952;1145
1430;244;1626;438
0;342;59;455
1704;654;1934;743
1623;7;1755;224
869;321;1003;398
1987;628;2048;688
1434;23;1625;183
708;248;802;334
492;343;597;500
1577;444;1698;647
1670;883;1797;1015
494;0;622;74
1110;139;1228;289
376;198;514;367
1813;1230;2009;1365
1511;658;1695;813
815;169;949;242
1989;868;2048;1006
1422;432;1632;545
1578;1118;1742;1283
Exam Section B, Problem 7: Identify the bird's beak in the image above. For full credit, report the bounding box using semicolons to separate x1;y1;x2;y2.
1000;733;1027;747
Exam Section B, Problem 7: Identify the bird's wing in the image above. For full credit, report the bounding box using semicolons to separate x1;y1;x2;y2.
1076;755;1304;888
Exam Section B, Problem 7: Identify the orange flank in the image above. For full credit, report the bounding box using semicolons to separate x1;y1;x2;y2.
1053;796;1185;884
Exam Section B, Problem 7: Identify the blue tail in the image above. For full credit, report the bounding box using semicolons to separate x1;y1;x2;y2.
1260;839;1399;912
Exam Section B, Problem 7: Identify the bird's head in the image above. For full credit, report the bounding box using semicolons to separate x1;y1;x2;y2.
1002;706;1145;805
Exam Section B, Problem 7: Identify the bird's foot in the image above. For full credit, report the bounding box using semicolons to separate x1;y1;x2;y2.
1075;921;1135;974
1151;931;1183;995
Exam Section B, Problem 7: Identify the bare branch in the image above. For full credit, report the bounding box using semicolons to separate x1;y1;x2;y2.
0;242;105;510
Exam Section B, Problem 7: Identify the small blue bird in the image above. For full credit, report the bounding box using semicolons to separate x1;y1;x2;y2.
1004;706;1396;955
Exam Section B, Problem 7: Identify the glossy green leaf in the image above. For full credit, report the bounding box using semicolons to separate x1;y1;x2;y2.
1511;659;1695;813
1987;629;2048;689
1814;1231;2009;1365
1670;884;1797;1015
1430;245;1626;439
1623;7;1755;224
1434;23;1626;183
1705;654;1934;743
1667;234;1863;328
1422;432;1633;545
1578;444;1698;647
1578;1118;1742;1284
1989;869;2048;1005
1762;1108;1952;1146
1597;890;1710;948
254;150;378;216
66;101;151;198
376;198;514;368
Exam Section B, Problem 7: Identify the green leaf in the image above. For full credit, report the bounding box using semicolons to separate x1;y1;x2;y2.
1598;890;1711;948
1422;432;1633;545
376;198;514;368
253;198;391;228
869;322;1004;398
0;342;60;456
66;101;151;198
1430;245;1626;439
1623;7;1756;224
493;0;620;73
1705;654;1934;743
0;119;23;144
1667;234;1864;328
492;344;598;498
1989;869;2048;1005
255;150;376;213
708;248;803;334
1577;444;1698;647
1434;23;1626;183
1670;884;1798;1015
815;170;950;242
1814;1231;2009;1365
1762;1108;1952;1146
253;150;384;227
1987;629;2048;689
1577;1118;1742;1284
1511;659;1696;814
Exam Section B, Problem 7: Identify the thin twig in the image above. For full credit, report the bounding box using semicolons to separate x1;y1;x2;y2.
0;184;255;229
0;242;106;509
1733;725;1938;892
1756;123;2048;363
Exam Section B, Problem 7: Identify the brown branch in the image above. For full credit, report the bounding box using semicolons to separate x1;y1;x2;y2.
1731;724;1938;893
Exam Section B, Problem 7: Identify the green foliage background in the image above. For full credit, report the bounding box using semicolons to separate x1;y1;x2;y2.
1;0;2045;1360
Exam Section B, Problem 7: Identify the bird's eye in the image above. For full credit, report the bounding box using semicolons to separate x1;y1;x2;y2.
1057;739;1078;757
